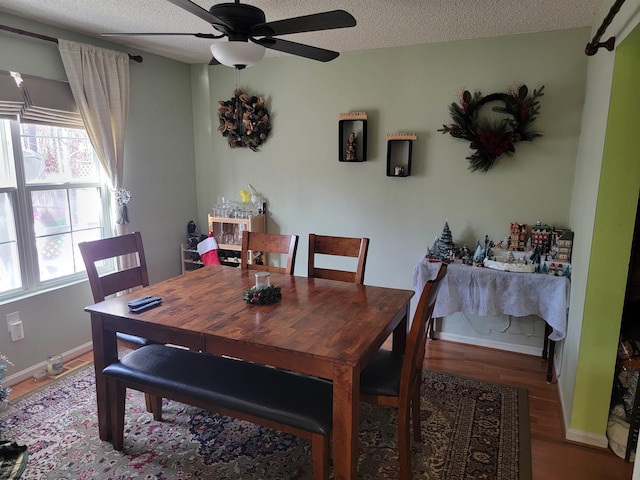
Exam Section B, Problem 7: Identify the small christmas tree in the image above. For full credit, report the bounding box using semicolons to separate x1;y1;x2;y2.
436;221;457;260
428;236;439;259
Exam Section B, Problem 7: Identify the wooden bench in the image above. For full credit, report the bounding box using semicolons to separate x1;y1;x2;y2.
102;344;333;480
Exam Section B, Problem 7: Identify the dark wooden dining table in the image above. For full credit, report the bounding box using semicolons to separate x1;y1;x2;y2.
85;265;414;480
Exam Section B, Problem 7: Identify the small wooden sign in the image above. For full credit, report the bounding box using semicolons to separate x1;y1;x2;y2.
338;111;368;121
386;132;417;140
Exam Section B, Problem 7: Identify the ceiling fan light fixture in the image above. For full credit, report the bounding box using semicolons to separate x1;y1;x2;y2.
210;41;265;69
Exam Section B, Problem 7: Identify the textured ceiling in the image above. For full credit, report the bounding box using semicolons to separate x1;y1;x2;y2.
0;0;607;64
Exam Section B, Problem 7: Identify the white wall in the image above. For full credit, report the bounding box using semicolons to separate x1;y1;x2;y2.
561;19;615;442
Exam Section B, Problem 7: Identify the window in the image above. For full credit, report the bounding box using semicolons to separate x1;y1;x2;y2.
0;118;110;298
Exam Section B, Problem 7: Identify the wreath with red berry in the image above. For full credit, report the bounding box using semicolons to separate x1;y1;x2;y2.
244;285;281;305
218;88;271;152
438;85;544;173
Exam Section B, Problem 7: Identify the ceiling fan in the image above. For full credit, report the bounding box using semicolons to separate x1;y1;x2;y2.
102;0;357;69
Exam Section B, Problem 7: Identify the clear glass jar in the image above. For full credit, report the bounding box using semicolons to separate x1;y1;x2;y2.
46;354;63;376
255;272;270;290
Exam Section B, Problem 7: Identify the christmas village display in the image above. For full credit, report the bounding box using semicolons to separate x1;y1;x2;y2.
426;220;573;277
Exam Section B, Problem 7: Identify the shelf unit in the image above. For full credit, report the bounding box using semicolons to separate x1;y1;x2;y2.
181;245;204;274
386;132;417;177
208;213;266;267
338;112;368;162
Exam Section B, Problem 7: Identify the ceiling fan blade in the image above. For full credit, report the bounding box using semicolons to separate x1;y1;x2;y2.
255;38;339;62
166;0;233;30
252;10;356;37
101;32;221;38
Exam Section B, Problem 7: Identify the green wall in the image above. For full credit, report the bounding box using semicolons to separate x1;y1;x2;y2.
571;23;640;437
193;29;589;356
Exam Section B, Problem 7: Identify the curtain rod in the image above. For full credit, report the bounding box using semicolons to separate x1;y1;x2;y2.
0;24;144;63
585;0;626;56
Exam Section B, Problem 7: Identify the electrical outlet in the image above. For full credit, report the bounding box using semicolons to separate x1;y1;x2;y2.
7;311;19;332
10;321;23;341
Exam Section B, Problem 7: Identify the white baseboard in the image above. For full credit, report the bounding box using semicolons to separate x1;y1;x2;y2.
565;428;609;449
558;373;608;449
5;341;93;387
557;373;571;435
436;332;543;356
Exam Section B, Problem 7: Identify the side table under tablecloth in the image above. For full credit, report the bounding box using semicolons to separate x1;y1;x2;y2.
412;260;570;381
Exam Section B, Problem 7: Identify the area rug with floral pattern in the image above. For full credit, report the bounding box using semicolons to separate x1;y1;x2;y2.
0;365;531;479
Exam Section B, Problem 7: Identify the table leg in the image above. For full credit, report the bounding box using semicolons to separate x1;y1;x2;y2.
392;304;409;354
542;323;551;360
332;364;359;480
90;313;118;441
546;339;555;383
542;322;555;383
428;316;441;340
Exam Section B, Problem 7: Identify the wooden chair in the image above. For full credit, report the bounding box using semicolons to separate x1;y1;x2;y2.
359;262;447;480
78;231;161;415
240;231;299;275
307;234;369;284
80;231;148;296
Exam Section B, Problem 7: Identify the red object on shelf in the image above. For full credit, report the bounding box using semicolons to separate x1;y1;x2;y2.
197;233;221;266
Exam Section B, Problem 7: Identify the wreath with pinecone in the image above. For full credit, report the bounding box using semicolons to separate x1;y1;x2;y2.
218;89;271;151
438;85;544;172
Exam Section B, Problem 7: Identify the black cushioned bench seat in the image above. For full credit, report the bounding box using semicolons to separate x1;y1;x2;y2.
102;344;333;479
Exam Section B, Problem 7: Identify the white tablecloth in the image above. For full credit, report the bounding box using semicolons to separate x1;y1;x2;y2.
412;260;570;341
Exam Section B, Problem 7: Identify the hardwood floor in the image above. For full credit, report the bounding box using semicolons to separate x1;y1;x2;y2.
8;350;94;400
7;341;633;479
422;340;633;480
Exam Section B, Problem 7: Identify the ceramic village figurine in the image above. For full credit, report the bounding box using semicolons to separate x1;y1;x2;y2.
345;132;357;161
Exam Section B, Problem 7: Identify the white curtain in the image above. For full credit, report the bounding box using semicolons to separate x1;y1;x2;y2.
57;39;130;233
58;40;134;273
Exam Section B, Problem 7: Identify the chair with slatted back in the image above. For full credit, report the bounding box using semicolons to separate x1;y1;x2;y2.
240;231;299;275
79;232;150;343
307;234;369;284
359;262;447;480
79;231;161;416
